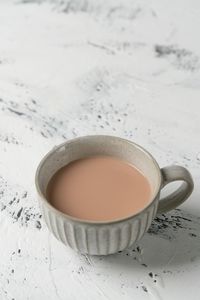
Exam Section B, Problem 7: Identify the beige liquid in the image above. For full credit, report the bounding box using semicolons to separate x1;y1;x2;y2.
47;156;152;221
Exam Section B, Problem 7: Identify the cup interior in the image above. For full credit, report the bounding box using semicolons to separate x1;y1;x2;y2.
36;136;162;215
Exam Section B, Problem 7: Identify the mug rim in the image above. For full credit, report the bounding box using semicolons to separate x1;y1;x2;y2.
35;135;162;225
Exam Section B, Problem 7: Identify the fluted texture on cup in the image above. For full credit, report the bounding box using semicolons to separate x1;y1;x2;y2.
41;199;158;255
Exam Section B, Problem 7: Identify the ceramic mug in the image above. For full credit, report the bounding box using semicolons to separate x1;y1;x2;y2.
35;135;194;255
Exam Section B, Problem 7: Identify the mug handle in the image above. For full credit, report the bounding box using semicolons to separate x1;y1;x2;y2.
157;165;194;214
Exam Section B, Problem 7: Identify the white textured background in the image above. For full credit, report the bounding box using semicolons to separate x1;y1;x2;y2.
0;0;200;299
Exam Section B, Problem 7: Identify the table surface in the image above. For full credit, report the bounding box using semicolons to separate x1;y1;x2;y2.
0;0;200;299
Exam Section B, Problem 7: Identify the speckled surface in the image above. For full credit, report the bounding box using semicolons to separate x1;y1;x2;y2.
0;0;200;299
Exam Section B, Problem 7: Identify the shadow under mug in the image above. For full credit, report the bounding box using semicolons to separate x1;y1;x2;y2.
35;135;194;255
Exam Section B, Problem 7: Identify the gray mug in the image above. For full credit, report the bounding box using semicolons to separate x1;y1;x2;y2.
35;135;194;255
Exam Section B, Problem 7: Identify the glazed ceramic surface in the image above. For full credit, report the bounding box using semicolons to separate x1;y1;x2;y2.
36;136;193;255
